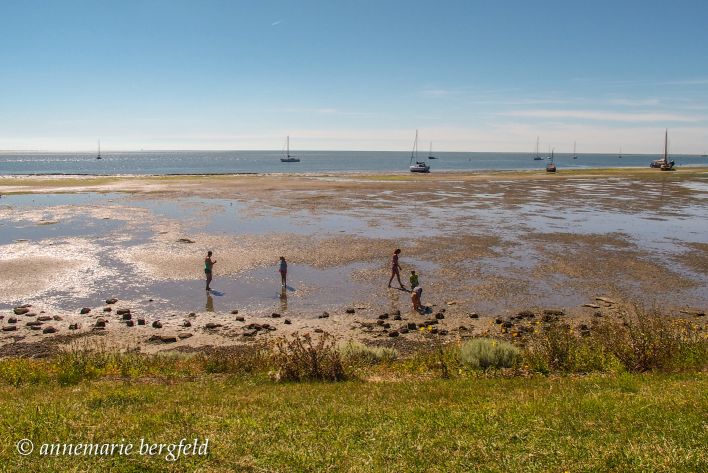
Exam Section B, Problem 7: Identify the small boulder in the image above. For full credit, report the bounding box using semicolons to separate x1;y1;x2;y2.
152;321;163;329
126;320;135;327
205;322;222;330
345;308;356;314
137;318;146;325
284;319;292;325
177;238;195;243
378;313;389;320
182;320;192;327
178;333;193;339
8;317;18;324
13;307;30;315
2;326;17;332
469;313;479;319
235;316;245;322
407;322;417;330
230;310;239;315
121;313;132;321
393;314;402;321
69;323;79;330
80;308;91;315
271;313;281;318
42;327;57;334
116;309;131;316
37;315;52;322
543;309;564;316
53;315;63;321
95;319;107;328
388;330;399;337
188;312;196;317
435;312;445;320
103;307;112;312
105;298;118;305
314;328;324;333
26;321;43;327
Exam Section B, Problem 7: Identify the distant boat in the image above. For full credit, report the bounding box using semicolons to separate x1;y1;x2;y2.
427;141;437;159
409;130;430;173
572;141;578;159
651;129;675;171
533;137;543;160
546;148;557;173
618;147;623;159
96;140;102;160
280;136;300;163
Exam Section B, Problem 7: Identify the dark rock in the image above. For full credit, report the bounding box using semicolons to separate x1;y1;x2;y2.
517;310;535;318
469;313;480;319
399;327;409;334
137;319;146;325
69;323;79;330
439;329;448;336
116;309;131;315
345;308;356;314
393;309;401;316
383;323;391;329
188;312;196;317
243;330;258;337
393;315;402;321
80;308;91;315
593;311;603;318
177;238;195;243
495;317;503;324
376;320;385;326
13;307;30;315
148;335;177;343
235;316;245;322
26;321;43;327
37;315;52;321
271;313;281;318
42;327;57;334
388;330;399;337
148;299;154;302
314;328;324;333
95;319;107;328
284;319;292;325
183;320;192;327
435;312;445;320
103;307;112;312
8;317;18;324
105;298;118;304
178;333;193;339
230;310;239;315
321;311;330;318
53;315;62;321
501;321;513;329
407;322;417;330
26;313;37;317
459;325;468;331
152;321;162;329
430;328;439;334
126;320;135;327
378;313;389;320
543;309;564;316
542;314;554;323
121;313;132;321
2;326;17;332
205;322;222;329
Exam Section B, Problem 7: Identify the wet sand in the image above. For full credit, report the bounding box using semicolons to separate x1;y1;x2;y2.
1;168;706;354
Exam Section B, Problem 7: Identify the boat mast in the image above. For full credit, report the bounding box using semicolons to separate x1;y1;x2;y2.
573;141;576;157
287;136;290;158
410;130;418;165
97;140;101;158
536;136;540;158
664;129;668;162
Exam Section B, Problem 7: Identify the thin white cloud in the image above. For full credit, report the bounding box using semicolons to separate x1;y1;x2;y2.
499;109;706;123
606;98;661;106
271;20;282;26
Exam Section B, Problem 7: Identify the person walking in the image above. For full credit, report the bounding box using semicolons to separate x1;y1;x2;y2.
387;248;405;289
204;250;216;291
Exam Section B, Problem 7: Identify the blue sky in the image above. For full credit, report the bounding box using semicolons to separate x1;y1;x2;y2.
1;0;707;153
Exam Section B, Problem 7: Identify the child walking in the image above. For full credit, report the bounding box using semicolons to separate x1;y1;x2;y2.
278;256;288;287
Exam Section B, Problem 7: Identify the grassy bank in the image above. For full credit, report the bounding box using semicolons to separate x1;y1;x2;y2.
0;373;705;472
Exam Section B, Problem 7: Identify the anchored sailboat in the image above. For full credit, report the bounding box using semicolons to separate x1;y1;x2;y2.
572;141;578;159
96;140;102;160
650;129;675;171
280;136;300;163
409;130;430;173
533;137;543;160
546;148;557;173
427;141;437;159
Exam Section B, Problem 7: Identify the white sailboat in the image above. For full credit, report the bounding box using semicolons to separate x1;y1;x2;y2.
533;136;543;160
280;136;300;163
546;148;557;172
572;141;578;159
96;140;102;160
409;130;430;173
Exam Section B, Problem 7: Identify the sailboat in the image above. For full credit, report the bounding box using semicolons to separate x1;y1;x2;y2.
533;137;543;160
546;148;557;173
572;141;578;159
96;140;102;160
651;129;675;171
618;147;623;159
409;130;430;173
427;142;437;159
280;136;300;163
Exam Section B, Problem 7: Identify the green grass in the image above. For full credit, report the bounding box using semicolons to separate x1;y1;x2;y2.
0;373;705;472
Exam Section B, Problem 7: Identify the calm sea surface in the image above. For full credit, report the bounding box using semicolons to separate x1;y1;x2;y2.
1;150;707;175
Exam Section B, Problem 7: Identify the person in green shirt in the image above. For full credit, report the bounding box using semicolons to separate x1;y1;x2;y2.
409;270;419;289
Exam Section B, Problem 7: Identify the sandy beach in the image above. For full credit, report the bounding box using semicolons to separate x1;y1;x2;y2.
1;168;706;356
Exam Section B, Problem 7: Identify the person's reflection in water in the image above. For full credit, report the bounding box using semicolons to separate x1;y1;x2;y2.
279;286;288;312
206;292;214;312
